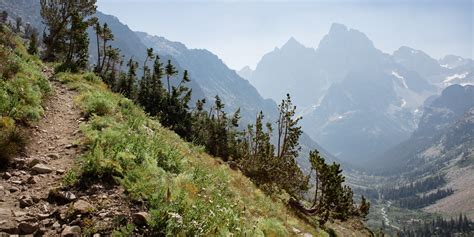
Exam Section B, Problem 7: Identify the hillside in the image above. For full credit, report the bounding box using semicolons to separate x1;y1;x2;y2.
369;85;474;174
1;0;341;174
0;25;371;236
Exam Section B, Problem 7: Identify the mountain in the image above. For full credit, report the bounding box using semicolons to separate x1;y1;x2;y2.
369;84;474;174
250;23;438;163
237;65;253;80
393;47;474;87
134;32;343;168
250;37;321;107
367;85;474;218
392;46;448;81
134;31;278;125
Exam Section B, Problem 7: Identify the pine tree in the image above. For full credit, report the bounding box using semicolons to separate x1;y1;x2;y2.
0;11;7;25
99;23;113;73
27;32;39;55
117;58;138;99
14;17;22;33
274;94;308;197
40;0;97;70
359;195;370;219
93;22;102;72
165;59;178;95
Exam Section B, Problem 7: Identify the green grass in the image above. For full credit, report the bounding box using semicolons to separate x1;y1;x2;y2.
0;26;51;164
56;72;325;236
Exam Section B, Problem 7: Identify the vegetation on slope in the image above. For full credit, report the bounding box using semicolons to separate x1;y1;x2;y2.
0;0;371;235
56;71;327;236
0;25;50;164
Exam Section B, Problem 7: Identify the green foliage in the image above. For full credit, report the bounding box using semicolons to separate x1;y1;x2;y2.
238;95;309;198
60;72;321;236
306;149;361;223
116;58;137;98
0;25;50;165
78;91;117;117
0;117;27;165
40;0;97;71
112;224;135;237
258;218;289;237
27;32;38;55
359;196;370;219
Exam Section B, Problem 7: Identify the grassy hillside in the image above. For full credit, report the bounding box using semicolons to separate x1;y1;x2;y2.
0;25;50;163
0;20;371;236
55;72;335;236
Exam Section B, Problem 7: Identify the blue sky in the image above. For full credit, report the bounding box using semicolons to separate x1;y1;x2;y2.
97;0;473;70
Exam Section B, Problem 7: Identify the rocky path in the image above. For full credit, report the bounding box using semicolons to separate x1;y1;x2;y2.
0;69;83;235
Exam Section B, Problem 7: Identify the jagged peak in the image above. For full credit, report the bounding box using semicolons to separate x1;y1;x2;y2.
317;22;376;53
281;36;306;50
395;46;422;55
328;22;348;35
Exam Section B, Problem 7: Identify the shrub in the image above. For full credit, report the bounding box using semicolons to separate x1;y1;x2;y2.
0;26;49;167
79;91;116;117
0;117;27;166
258;218;289;237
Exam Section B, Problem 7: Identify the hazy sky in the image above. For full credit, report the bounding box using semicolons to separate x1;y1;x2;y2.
97;0;473;70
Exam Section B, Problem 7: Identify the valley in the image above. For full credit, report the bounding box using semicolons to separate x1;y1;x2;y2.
0;0;473;236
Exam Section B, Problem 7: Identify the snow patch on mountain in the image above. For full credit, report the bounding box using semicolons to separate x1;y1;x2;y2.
443;72;469;86
391;71;409;89
401;99;407;107
328;110;356;122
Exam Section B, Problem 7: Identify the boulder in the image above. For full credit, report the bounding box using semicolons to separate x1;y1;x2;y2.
48;189;77;204
61;226;81;237
132;212;149;226
31;164;53;174
18;222;38;234
47;154;60;160
2;172;11;180
27;176;39;184
73;200;93;214
19;196;35;208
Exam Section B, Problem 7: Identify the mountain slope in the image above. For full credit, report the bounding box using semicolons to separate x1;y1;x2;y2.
237;66;253;80
250;37;321;107
250;23;436;163
3;0;342;173
135;31;278;124
369;85;474;174
0;11;373;236
394;47;474;87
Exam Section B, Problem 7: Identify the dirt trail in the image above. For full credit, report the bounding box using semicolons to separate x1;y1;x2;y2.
0;69;83;234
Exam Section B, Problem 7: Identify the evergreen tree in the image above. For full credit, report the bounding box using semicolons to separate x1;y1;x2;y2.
27;32;39;55
358;195;370;219
14;17;22;33
93;21;102;72
165;59;178;95
98;23;113;73
40;0;97;70
0;11;7;25
160;69;193;137
117;58;138;99
148;55;165;116
239;94;309;198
